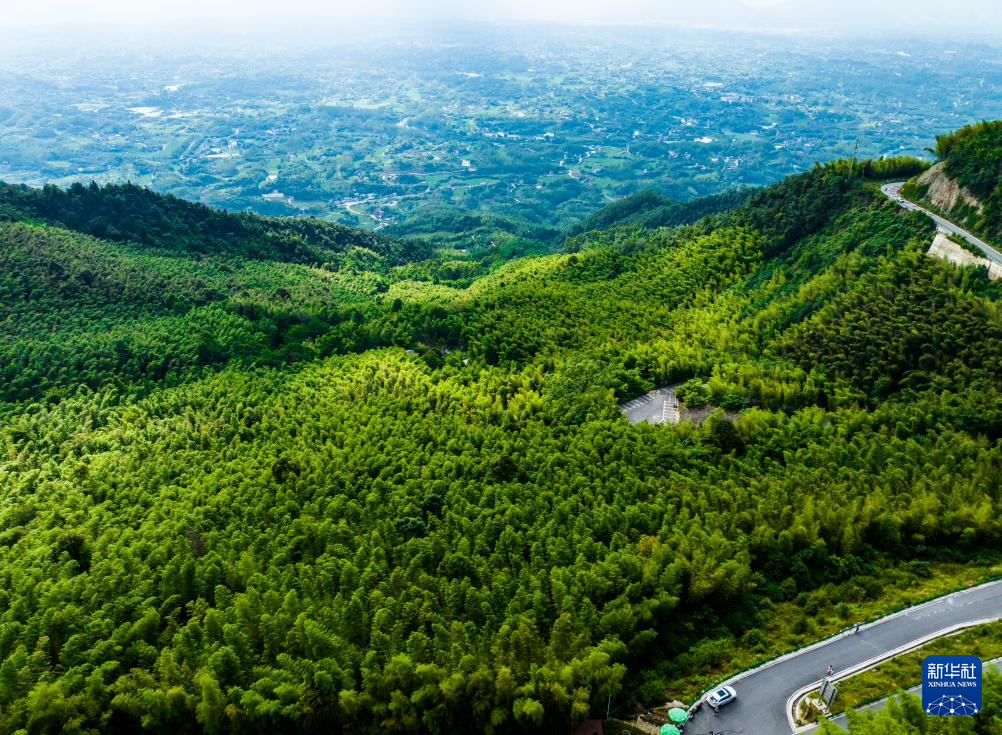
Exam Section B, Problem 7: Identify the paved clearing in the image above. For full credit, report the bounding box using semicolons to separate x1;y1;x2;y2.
621;388;680;425
682;579;1002;735
622;387;736;426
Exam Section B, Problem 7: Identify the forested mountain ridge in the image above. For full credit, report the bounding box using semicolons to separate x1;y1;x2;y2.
0;181;433;268
1;133;1001;735
0;219;396;412
568;188;752;235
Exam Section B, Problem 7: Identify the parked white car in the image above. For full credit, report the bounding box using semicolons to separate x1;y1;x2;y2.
706;685;737;709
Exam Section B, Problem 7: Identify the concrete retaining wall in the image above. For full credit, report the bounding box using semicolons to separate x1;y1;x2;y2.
928;232;1002;280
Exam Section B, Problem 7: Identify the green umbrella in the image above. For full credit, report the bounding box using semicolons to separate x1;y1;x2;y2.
659;725;681;735
668;707;688;723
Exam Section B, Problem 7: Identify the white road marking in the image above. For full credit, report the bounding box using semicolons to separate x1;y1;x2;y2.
881;182;1002;265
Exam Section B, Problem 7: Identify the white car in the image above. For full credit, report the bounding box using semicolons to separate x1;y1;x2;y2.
706;685;737;709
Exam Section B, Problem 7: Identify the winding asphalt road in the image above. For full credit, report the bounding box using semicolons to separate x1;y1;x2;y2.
812;659;1002;732
683;579;1002;735
881;182;1002;266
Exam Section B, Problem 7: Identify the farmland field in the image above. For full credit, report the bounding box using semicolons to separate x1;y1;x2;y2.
2;24;1001;246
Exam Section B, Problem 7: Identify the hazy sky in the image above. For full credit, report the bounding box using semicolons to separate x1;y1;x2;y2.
2;0;1001;37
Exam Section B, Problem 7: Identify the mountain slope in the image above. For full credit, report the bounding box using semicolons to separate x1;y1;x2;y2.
905;120;1002;242
1;136;1001;734
0;219;392;412
0;181;432;267
570;188;750;235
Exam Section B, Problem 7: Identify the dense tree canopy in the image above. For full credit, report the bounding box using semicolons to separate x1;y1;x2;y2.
0;181;432;268
1;147;1000;734
922;120;1002;240
569;188;751;235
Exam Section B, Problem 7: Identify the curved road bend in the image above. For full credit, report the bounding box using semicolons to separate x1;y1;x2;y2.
683;579;1002;735
807;659;1002;733
881;182;1002;266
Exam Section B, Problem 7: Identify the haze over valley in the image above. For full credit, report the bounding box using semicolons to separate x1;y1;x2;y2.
2;4;1002;735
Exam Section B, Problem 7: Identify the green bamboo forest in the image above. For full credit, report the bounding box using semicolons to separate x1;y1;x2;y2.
1;122;1001;734
930;121;1002;241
